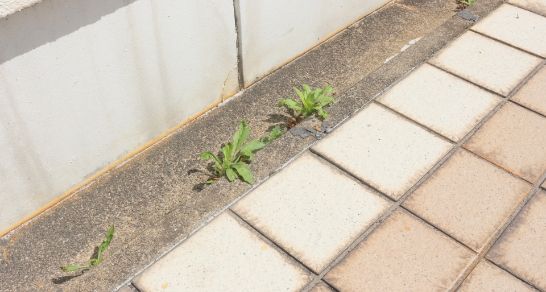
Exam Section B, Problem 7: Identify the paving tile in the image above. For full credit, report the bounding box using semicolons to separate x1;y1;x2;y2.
472;4;546;57
313;103;452;200
117;285;136;292
487;191;546;290
309;282;333;292
512;65;546;117
429;31;542;96
324;209;475;291
377;64;501;141
232;152;390;273
464;102;546;183
132;213;310;292
458;260;536;292
404;149;530;251
509;0;546;16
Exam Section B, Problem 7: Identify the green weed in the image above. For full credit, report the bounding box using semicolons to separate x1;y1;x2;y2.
61;226;115;272
458;0;476;8
201;120;267;184
260;125;286;144
279;85;335;120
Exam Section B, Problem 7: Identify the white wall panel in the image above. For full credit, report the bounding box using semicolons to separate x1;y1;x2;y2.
236;0;390;86
0;0;239;233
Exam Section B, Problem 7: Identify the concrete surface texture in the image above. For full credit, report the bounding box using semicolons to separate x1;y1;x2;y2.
1;0;514;290
235;0;390;86
130;2;546;291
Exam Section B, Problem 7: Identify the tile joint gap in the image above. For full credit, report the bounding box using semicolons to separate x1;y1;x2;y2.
469;29;546;60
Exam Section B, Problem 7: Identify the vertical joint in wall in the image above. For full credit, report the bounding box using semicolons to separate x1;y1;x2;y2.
232;0;245;90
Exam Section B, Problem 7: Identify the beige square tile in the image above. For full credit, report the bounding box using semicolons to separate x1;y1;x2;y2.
487;191;546;290
324;209;475;291
404;150;530;251
512;65;546;117
232;153;390;273
313;103;452;200
509;0;546;16
458;260;536;292
464;102;546;183
377;64;501;141
429;31;542;96
310;282;333;292
472;4;546;57
132;213;310;292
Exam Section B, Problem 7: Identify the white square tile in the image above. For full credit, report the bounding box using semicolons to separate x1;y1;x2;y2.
313;103;453;200
377;64;501;141
132;213;310;292
232;153;390;273
473;4;546;57
429;31;542;96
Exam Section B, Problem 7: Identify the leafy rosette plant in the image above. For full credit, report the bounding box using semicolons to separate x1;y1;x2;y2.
279;84;335;120
201;120;266;184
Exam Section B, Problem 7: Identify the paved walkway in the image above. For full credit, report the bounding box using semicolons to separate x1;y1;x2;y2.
129;2;546;291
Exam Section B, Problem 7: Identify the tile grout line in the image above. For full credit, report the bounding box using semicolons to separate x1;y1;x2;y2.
447;57;546;291
505;2;546;19
509;98;546;120
373;100;458;143
426;61;517;98
504;1;546;17
226;209;320;278
469;28;546;60
451;185;545;291
485;258;543;291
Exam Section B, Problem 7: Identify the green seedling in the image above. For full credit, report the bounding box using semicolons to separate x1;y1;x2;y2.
201;120;266;184
260;125;286;144
459;0;476;6
279;85;335;120
61;226;115;273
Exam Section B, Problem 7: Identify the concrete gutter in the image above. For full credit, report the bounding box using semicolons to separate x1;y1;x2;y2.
0;0;503;291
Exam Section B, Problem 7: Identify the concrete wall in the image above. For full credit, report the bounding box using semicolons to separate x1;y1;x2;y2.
0;0;239;234
0;0;389;235
235;0;390;87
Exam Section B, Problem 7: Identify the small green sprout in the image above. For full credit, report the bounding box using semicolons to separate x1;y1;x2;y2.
260;125;286;144
458;0;476;7
201;120;266;184
279;85;335;120
61;226;115;272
